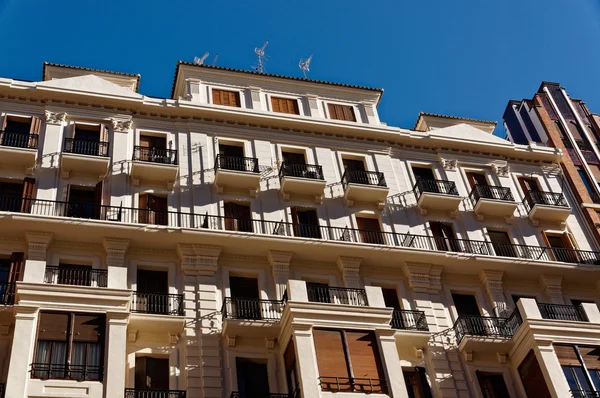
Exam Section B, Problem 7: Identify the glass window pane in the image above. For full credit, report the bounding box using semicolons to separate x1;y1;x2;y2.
562;366;579;389
574;367;593;391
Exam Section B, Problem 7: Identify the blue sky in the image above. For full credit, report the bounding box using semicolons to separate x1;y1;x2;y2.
1;0;599;135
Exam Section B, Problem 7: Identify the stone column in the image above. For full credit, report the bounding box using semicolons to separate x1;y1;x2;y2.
292;325;321;398
268;250;293;299
104;238;129;290
37;111;66;200
178;244;222;398
376;329;410;398
337;256;362;289
533;342;571;398
109;119;133;206
5;306;39;398
23;231;52;283
540;275;564;304
104;312;129;398
480;270;508;316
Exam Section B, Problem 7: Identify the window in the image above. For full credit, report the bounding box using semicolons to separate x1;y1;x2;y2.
487;230;517;258
140;134;166;150
381;288;400;310
476;371;510;398
237;358;270;397
429;222;458;251
356;217;384;245
0;253;23;305
577;167;598;202
327;104;356;122
517;177;540;194
544;232;578;263
452;294;480;317
282;151;306;165
343;158;366;171
0;178;35;213
313;329;386;393
518;350;551;398
224;202;252;232
69;124;108;156
66;184;102;219
404;367;433;398
291;207;321;239
33;312;105;381
555;345;600;394
218;144;250;171
135;357;169;389
466;172;488;188
284;340;299;396
135;269;170;315
0;115;41;148
271;97;299;115
138;194;168;226
412;167;436;182
212;89;241;107
137;134;173;164
3;116;33;133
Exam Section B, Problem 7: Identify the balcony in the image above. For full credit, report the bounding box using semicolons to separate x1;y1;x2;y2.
61;138;110;178
221;297;286;339
214;155;261;196
131;292;184;316
279;162;326;202
131;146;179;186
44;266;107;288
341;169;389;209
538;303;588;322
453;309;522;352
413;179;461;215
125;389;187;398
470;184;517;221
0;131;38;170
523;191;571;225
307;285;368;306
0;282;15;305
129;292;185;340
30;363;102;381
318;376;387;394
391;309;428;331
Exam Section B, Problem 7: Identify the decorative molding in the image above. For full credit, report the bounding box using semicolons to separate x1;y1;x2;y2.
491;162;510;177
402;263;442;294
103;237;130;267
439;157;458;171
540;275;564;304
111;118;133;132
227;335;236;347
44;111;67;125
25;231;52;261
177;244;221;275
52;240;102;249
497;353;507;364
414;347;424;360
265;338;276;350
337;256;362;289
463;351;473;362
128;330;138;342
268;250;293;299
169;333;179;345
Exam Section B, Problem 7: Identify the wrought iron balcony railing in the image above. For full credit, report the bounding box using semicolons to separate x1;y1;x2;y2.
124;389;187;398
453;309;522;343
215;154;259;173
319;376;387;394
391;309;429;331
571;390;600;398
133;146;178;165
0;282;15;305
413;178;459;199
44;266;107;288
0;131;38;149
469;184;515;205
131;292;184;316
31;363;102;381
538;303;588;322
341;169;386;189
307;285;368;306
522;190;569;212
63;138;109;157
279;162;324;180
221;297;285;321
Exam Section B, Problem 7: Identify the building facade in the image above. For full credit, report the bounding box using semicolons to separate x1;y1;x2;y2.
0;63;599;398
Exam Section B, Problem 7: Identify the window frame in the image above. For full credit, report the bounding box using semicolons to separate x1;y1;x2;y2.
325;102;357;122
269;95;301;115
210;87;243;108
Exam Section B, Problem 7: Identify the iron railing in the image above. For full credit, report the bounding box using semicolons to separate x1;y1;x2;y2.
306;285;368;306
469;184;515;205
391;309;429;331
131;292;184;316
63;138;109;157
124;389;187;398
279;162;324;180
44;266;107;288
413;178;459;199
522;190;569;212
318;376;387;393
133;146;178;165
31;363;102;381
215;155;259;173
221;297;285;321
571;391;600;398
341;169;386;189
454;309;522;343
0;131;38;149
229;393;293;398
538;303;588;322
0;282;15;305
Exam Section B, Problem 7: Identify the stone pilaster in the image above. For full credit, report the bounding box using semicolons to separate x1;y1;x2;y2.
248;86;262;110
5;306;39;398
103;238;129;289
267;250;293;299
177;244;222;398
540;275;564;304
23;231;52;283
104;312;129;398
336;256;362;289
480;270;508;316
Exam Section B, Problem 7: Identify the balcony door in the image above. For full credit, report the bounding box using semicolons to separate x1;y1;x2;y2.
219;144;245;171
139;135;167;163
412;167;435;182
0;258;9;305
230;276;261;320
382;288;401;310
544;233;578;263
403;367;433;398
307;282;331;303
466;172;488;188
236;358;270;398
291;207;321;238
356;217;384;245
282;151;310;178
137;269;169;314
343;158;368;184
2;115;36;148
282;151;305;165
224;202;252;232
452;293;484;336
135;357;169;390
139;194;168;226
476;371;511;398
0;181;25;212
66;185;97;219
72;124;105;156
488;230;517;258
430;222;459;252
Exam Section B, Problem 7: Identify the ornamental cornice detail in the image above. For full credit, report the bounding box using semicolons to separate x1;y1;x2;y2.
439;157;458;171
44;111;67;125
177;244;222;275
103;238;130;267
111;118;133;132
403;263;442;294
26;231;53;261
491;162;510;177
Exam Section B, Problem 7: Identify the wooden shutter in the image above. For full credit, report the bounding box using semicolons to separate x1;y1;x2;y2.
272;97;299;115
518;177;539;193
99;124;108;142
554;345;581;366
0;115;6;131
313;329;349;379
213;89;240;107
328;104;355;121
466;172;487;188
139;136;151;147
342;106;356;122
345;331;384;392
135;357;148;388
9;252;24;283
29;116;41;134
518;350;551;398
38;313;70;341
73;314;103;342
271;97;281;112
284;340;296;372
139;194;149;224
224;202;235;231
579;346;600;370
21;177;35;213
93;181;103;219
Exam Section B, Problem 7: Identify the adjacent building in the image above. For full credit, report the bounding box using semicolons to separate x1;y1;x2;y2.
0;63;599;398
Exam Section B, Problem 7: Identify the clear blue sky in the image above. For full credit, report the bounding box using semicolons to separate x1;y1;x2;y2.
1;0;599;135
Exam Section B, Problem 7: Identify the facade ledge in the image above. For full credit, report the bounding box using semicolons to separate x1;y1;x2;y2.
214;168;261;197
280;175;326;202
222;318;281;340
392;329;431;347
0;145;37;171
60;152;110;179
128;313;185;337
130;160;178;187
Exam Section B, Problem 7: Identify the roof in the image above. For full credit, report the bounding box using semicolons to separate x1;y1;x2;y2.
171;61;384;99
412;111;497;130
42;62;141;92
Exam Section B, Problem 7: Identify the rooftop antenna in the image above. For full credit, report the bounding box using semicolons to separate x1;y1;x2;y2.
194;52;210;65
212;53;219;66
253;42;268;73
299;55;313;78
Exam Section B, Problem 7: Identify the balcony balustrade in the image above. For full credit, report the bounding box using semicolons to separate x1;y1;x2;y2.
229;393;294;398
0;282;15;305
306;285;368;306
279;162;326;201
341;169;388;208
131;292;184;316
131;146;178;185
44;266;107;288
453;309;522;344
522;190;571;224
63;138;109;157
221;297;285;321
133;146;178;165
0;131;38;149
30;363;102;381
279;162;323;180
414;178;462;214
571;391;600;398
391;309;429;331
470;184;518;220
124;389;187;398
318;376;387;394
538;303;588;322
214;155;261;195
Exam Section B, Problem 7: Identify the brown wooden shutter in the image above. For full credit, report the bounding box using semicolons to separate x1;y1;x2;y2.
343;106;356;122
99;124;108;143
38;313;70;341
29;116;41;134
224;202;235;230
272;97;299;115
313;329;349;390
139;136;151;147
327;104;337;119
554;345;581;366
345;331;384;392
139;194;149;224
271;97;281;112
21;177;35;213
518;177;540;193
212;89;222;105
284;339;296;372
466;172;487;188
73;314;103;342
135;356;148;388
94;181;103;219
518;350;551;398
0;115;6;131
230;91;240;107
9;252;24;283
579;346;600;370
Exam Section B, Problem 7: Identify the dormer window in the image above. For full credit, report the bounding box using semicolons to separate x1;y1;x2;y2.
327;104;356;122
212;89;241;107
271;97;299;115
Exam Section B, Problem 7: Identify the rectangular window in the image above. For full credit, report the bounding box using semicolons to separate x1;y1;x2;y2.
284;340;299;396
224;202;252;232
466;172;488;188
412;166;436;182
403;367;433;398
487;230;517;258
135;357;169;389
33;312;105;381
517;177;540;194
138;194;168;226
327;104;356;122
313;329;385;393
356;217;384;245
476;371;510;398
381;288;400;310
452;293;480;317
212;89;241;107
271;97;299;115
291;207;321;239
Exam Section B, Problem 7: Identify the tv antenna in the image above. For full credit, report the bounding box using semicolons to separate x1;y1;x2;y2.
212;53;219;66
299;55;313;78
253;42;268;73
194;52;209;65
